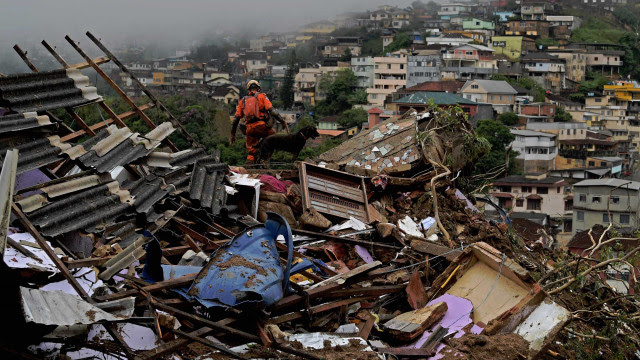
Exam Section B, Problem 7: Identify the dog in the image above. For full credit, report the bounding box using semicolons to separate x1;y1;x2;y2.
258;125;320;163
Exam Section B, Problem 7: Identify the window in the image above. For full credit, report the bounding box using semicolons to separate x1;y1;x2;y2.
499;185;512;192
521;186;532;193
588;161;595;166
471;84;479;89
577;211;584;221
592;196;601;203
516;199;524;207
527;199;541;210
565;200;573;211
387;64;391;69
620;214;630;224
611;196;620;204
537;187;548;194
603;213;611;223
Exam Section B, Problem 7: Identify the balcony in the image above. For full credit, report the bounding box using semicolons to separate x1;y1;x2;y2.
443;53;479;61
558;149;617;159
441;66;496;75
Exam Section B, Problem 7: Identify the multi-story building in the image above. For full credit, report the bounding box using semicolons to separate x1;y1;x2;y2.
581;0;628;11
351;57;375;89
506;20;550;38
366;53;407;106
521;52;566;93
322;37;363;58
567;43;625;77
584;93;639;151
572;179;640;235
490;36;524;61
489;174;570;220
438;3;475;20
406;50;442;87
441;44;497;81
294;68;321;106
460;79;517;113
520;2;555;20
511;129;557;173
516;102;557;125
547;49;587;83
546;16;579;40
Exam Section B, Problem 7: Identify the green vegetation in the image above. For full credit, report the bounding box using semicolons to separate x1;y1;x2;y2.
314;68;365;116
384;33;411;53
338;108;368;128
497;112;519;126
279;51;297;109
473;119;519;176
555;106;573;122
535;37;559;49
570;17;628;44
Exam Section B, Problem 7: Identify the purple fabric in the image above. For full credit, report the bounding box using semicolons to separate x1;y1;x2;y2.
355;245;374;263
259;175;288;193
409;294;483;359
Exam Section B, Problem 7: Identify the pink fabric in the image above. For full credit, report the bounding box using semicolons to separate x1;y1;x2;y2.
259;175;288;193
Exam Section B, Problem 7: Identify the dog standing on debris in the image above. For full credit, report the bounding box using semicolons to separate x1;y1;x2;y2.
257;125;320;164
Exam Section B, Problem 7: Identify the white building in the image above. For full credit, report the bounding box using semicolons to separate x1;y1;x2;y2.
511;129;557;174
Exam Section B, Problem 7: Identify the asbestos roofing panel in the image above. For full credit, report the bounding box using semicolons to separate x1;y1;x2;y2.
19;181;133;237
0;69;102;113
0;136;70;174
0;113;54;134
318;112;418;173
188;153;228;215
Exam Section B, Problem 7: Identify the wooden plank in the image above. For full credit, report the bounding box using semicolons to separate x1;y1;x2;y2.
270;296;373;325
383;302;448;342
70;56;110;70
410;239;463;261
41;40;70;68
60;103;154;142
307;261;382;290
64;35;178;152
12;203;89;299
151;299;260;342
13;45;39;72
66;107;96;137
358;311;376;340
86;31;200;149
94;273;197;302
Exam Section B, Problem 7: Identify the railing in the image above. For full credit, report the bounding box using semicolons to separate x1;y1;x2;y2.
558;149;617;159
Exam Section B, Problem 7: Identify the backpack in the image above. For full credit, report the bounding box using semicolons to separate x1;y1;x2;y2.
242;93;262;122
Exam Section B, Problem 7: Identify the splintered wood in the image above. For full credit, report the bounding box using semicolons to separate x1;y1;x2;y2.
384;301;448;342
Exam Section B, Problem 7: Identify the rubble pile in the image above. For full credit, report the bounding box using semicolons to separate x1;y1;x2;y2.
1;76;639;360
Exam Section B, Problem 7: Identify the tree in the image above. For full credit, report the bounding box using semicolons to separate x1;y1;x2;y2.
314;68;359;116
280;51;297;109
385;33;412;53
555;106;573;122
498;112;519;126
473;119;519;176
338;108;368;129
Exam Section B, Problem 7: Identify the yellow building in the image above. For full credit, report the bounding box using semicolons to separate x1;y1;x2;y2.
152;72;165;85
301;21;336;34
604;82;640;102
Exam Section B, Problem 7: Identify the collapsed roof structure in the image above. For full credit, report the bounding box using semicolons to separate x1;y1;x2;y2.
0;32;639;360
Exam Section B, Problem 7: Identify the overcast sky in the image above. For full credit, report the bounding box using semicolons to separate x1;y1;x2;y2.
1;0;415;50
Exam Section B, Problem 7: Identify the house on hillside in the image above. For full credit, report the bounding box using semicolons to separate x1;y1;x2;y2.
210;84;239;105
510;129;557;174
572;179;640;235
460;79;517;113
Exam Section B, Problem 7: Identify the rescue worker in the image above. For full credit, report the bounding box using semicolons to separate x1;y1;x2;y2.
230;80;289;164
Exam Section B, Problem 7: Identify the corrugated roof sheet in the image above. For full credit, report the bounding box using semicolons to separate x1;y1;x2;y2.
17;180;133;237
20;287;133;326
0;136;71;174
461;80;518;94
0;69;102;113
0;113;55;134
394;91;477;105
188;154;228;215
123;175;176;216
318;111;420;173
574;178;640;190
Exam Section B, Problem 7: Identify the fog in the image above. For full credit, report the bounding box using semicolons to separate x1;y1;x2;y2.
0;0;416;72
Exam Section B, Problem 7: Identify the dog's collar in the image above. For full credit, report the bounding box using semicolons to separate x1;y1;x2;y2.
300;132;308;140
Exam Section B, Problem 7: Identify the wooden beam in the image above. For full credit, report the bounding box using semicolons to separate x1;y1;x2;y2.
64;35;178;152
41;40;70;68
85;32;201;149
70;56;110;70
13;45;39;72
93;273;197;302
66;107;96;136
60;102;154;142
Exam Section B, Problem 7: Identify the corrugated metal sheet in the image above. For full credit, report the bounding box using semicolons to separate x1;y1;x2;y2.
0;136;71;174
188;154;228;215
0;113;54;134
0;69;102;113
0;149;18;255
20;287;133;326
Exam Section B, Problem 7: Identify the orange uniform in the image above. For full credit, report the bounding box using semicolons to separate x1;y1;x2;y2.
233;92;275;163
